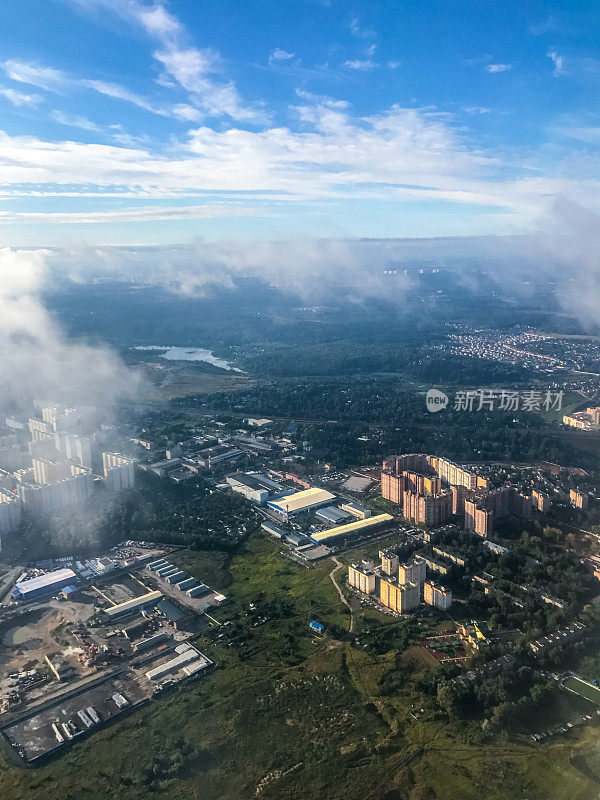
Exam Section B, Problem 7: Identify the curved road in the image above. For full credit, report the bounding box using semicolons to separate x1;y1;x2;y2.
330;557;354;633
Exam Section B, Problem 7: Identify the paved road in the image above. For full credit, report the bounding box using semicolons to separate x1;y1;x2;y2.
329;557;354;633
0;565;22;605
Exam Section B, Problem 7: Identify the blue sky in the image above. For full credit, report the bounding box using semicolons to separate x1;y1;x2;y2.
0;0;599;245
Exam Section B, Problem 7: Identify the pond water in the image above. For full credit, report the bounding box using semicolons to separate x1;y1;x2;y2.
134;346;241;371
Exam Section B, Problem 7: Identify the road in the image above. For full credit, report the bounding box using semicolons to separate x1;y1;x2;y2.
0;565;22;605
329;556;354;633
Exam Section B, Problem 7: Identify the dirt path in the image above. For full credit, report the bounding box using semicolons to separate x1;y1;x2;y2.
330;557;354;633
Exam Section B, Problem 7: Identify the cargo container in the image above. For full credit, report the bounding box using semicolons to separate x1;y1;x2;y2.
77;709;93;728
52;723;64;743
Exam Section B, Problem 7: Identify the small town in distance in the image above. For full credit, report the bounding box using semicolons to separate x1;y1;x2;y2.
1;396;599;768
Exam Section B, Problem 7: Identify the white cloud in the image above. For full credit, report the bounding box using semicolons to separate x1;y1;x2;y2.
343;59;378;71
4;59;70;91
349;17;376;39
0;85;43;107
0;99;598;231
81;78;166;115
269;48;295;66
387;60;402;70
0;205;256;225
547;50;565;76
51;110;104;132
486;64;513;73
463;106;492;115
66;0;267;123
0;247;143;418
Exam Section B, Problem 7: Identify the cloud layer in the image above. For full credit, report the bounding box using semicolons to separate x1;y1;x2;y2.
0;248;143;417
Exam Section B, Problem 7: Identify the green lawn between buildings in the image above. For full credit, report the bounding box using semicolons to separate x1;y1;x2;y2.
1;535;599;800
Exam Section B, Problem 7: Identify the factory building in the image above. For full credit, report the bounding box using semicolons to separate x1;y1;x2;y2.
348;561;377;594
315;505;352;525
423;580;452;610
12;568;77;601
144;643;212;681
226;471;285;504
103;590;163;619
267;486;336;518
309;513;393;544
261;520;286;539
339;501;371;519
131;631;169;652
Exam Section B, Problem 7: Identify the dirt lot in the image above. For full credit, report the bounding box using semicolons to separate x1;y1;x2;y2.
0;601;96;676
2;671;149;762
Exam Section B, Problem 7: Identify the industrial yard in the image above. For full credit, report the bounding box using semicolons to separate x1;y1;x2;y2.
0;542;216;763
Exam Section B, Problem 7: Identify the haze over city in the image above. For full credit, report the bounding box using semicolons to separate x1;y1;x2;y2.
1;4;600;800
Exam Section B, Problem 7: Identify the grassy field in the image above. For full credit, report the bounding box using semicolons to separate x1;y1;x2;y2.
151;370;256;401
2;536;600;800
564;677;600;705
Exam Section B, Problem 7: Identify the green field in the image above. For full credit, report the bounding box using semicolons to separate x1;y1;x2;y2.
1;536;600;800
564;677;600;705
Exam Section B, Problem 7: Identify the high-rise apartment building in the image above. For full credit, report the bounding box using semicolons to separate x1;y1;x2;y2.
32;457;78;485
532;489;551;513
379;549;399;577
17;465;93;515
379;578;420;613
423;580;452;610
0;490;21;534
402;489;452;527
103;452;135;491
398;558;426;585
570;489;589;509
348;561;377;594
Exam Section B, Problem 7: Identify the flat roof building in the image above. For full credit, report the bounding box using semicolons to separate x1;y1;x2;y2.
380;578;420;613
348;561;377;594
309;513;393;543
13;568;77;601
315;505;352;524
423;580;452;610
339;501;372;519
103;590;163;619
267;486;336;517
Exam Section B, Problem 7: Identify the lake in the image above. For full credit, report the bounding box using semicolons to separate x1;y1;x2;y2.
134;346;242;371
